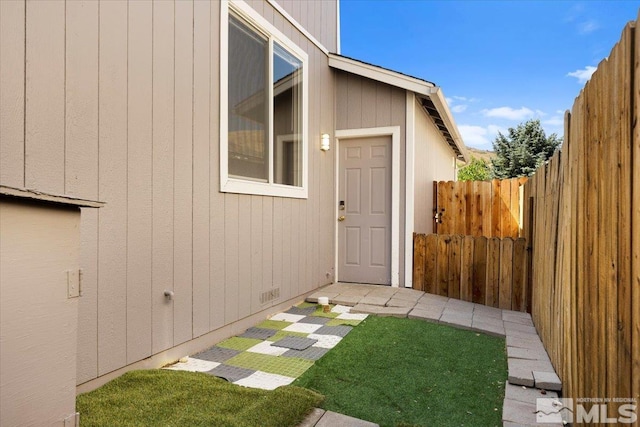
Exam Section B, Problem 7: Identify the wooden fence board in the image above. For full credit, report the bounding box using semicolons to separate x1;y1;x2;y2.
498;238;513;309
444;181;454;235
412;233;426;292
472;237;488;305
468;181;478;236
499;179;512;239
476;181;491;236
491;180;502;238
460;236;474;302
512;238;526;311
433;181;444;234
463;181;471;235
448;235;462;299
486;237;500;307
616;22;632;402
436;235;449;296
510;179;520;238
425;234;437;294
632;13;640;405
585;65;599;399
455;182;466;235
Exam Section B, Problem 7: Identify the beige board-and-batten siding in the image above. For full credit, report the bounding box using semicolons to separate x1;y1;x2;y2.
0;0;337;387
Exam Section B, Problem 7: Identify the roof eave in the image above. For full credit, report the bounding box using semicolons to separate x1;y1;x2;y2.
328;53;468;163
328;53;435;96
423;88;468;163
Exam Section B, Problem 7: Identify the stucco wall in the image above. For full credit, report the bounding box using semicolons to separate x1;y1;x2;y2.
413;98;458;234
0;199;81;426
0;0;337;388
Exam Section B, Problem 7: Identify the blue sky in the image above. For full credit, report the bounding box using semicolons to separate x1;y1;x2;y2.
339;1;640;149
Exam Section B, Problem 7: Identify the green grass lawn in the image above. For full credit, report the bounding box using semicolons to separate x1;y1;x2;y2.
76;370;322;427
294;316;507;427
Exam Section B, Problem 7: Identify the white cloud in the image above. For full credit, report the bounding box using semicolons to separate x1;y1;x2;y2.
447;95;479;105
458;124;505;149
564;4;584;23
542;113;565;136
447;96;473;114
567;66;596;83
458;125;491;148
578;20;600;34
481;106;535;121
543;117;564;127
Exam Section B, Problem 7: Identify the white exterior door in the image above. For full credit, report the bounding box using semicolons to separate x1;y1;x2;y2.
338;136;392;285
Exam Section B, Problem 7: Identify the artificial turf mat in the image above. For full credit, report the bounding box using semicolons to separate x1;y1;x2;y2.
294;316;507;427
226;352;314;377
325;318;363;327
268;330;309;340
256;319;293;330
76;370;323;427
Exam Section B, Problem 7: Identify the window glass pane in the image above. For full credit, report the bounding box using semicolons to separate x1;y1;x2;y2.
228;15;268;181
273;42;303;187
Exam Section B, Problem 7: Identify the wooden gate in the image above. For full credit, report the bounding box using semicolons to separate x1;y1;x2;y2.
433;178;526;238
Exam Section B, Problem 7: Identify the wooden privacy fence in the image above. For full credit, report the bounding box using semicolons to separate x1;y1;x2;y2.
413;233;528;312
434;178;526;238
522;20;639;405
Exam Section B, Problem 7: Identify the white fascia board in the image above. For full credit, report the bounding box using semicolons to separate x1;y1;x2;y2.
328;54;436;97
428;87;469;163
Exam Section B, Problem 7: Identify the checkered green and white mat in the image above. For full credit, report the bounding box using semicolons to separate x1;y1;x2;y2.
165;303;367;390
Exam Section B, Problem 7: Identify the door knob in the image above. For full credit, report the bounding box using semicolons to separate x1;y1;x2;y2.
338;215;346;222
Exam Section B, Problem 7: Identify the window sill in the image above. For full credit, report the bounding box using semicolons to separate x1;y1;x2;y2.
221;178;308;199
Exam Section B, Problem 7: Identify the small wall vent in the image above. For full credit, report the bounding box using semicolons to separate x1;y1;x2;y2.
260;288;280;304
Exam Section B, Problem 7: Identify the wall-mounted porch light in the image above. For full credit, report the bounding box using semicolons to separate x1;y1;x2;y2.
321;133;331;151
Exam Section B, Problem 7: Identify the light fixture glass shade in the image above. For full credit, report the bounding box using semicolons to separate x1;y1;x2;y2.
321;133;330;151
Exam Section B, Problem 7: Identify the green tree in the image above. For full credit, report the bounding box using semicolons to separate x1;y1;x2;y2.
458;156;491;181
491;119;561;179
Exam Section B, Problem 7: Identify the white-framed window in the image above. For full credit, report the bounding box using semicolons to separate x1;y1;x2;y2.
220;0;309;198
